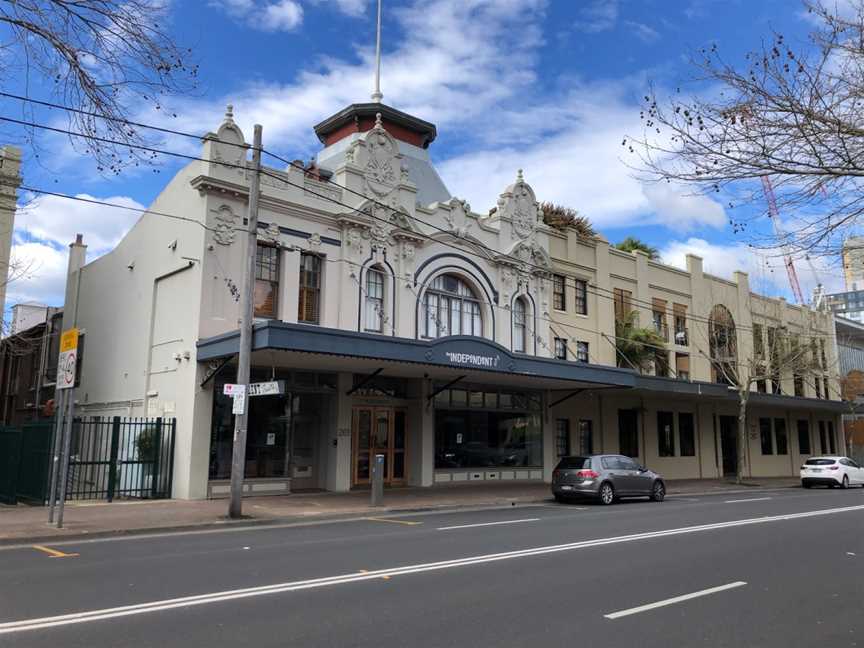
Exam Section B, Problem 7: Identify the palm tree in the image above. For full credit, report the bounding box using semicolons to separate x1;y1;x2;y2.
615;237;659;259
539;202;596;239
614;310;666;373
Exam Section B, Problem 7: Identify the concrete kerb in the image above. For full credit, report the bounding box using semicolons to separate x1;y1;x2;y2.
0;481;803;549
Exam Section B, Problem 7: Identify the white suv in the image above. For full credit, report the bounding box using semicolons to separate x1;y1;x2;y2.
800;456;864;489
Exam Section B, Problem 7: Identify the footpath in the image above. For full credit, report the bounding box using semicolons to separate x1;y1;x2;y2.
0;478;800;545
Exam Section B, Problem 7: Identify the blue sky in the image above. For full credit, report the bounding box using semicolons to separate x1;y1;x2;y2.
3;0;838;308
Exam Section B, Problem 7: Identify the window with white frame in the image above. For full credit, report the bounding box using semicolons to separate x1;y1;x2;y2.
365;268;385;332
576;341;589;363
554;337;567;360
513;298;527;353
423;274;482;339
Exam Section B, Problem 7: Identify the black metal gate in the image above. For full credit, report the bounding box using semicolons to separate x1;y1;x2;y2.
0;426;21;505
66;417;176;501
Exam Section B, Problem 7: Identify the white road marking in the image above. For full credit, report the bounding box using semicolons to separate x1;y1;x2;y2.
437;518;541;531
2;503;863;635
725;497;772;504
604;582;747;620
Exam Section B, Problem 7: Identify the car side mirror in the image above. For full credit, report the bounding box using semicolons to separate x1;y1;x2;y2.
639;466;649;472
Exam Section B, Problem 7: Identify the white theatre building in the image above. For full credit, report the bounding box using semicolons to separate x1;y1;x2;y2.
62;99;845;499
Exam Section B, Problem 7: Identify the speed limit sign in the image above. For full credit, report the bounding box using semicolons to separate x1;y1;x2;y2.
57;328;79;390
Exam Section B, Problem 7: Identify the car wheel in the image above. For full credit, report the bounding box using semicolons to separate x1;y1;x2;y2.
841;475;849;489
599;482;615;505
802;481;812;489
650;480;665;502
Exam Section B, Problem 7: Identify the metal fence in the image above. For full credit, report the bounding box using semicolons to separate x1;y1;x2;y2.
66;417;176;501
0;422;54;506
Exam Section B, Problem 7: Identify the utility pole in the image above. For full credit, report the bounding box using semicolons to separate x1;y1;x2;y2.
228;124;263;519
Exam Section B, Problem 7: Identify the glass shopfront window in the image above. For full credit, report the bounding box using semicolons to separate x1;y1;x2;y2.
209;370;335;480
434;386;543;469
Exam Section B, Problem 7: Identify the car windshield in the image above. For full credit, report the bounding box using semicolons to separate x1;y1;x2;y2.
805;458;836;466
556;457;590;470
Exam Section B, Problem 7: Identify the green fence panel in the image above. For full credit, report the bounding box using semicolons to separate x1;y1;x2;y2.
16;421;54;504
0;427;22;505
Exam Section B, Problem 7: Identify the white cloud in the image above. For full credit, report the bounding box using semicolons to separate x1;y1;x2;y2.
659;237;844;300
16;193;144;251
211;0;303;31
6;241;68;307
329;0;367;16
574;0;618;33
641;183;726;231
626;21;660;44
261;0;304;30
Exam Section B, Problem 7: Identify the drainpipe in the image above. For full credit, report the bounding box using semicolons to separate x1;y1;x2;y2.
142;261;196;414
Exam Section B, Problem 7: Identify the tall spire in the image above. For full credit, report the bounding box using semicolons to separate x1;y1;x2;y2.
371;0;383;103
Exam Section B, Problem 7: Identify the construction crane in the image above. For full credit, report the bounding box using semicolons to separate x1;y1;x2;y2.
760;176;805;304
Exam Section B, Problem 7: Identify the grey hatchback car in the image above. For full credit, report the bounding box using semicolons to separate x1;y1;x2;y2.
552;454;665;505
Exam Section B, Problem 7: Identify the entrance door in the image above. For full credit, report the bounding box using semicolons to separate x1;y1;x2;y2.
719;416;738;477
352;407;407;486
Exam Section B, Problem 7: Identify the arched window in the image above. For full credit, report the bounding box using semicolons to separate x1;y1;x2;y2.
708;304;737;385
365;268;385;332
423;274;482;338
513;298;527;353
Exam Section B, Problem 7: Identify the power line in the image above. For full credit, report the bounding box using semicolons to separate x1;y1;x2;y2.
1;111;836;339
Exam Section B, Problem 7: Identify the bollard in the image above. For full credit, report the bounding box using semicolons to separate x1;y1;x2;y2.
371;453;384;507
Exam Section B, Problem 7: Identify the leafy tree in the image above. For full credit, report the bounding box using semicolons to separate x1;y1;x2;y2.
615;236;659;259
0;0;198;171
628;0;864;258
614;310;667;373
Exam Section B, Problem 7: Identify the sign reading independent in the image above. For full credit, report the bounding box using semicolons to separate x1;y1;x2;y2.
444;351;500;369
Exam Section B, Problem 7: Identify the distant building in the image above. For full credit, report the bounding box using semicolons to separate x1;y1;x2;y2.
826;289;864;324
0;307;63;425
836;316;864;461
10;303;52;336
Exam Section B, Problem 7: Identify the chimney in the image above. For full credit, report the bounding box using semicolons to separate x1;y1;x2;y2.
68;233;87;276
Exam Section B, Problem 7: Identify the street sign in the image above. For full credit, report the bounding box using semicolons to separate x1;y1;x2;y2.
249;381;283;397
223;384;246;397
57;328;79;390
231;392;246;415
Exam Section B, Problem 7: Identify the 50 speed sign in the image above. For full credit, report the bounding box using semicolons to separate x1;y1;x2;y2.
57;328;79;390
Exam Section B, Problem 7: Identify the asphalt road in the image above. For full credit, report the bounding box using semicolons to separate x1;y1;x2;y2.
1;487;863;647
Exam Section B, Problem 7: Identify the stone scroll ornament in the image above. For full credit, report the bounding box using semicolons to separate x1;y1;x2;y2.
497;169;540;241
362;114;400;198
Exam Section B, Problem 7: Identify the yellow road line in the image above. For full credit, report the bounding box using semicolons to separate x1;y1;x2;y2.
32;545;78;559
366;517;422;526
360;569;390;580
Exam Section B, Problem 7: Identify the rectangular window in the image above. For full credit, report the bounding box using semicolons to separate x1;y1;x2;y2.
654;350;669;377
613;288;633;320
298;252;321;324
555;419;570;457
827;420;836;454
434;411;543;469
753;323;764;359
657;411;675;457
365;269;384;332
756;379;767;394
760;417;774;455
678;412;695;456
819;339;827;370
574;280;587;315
797;420;811;455
814;376;822;399
618;409;639;458
577;420;593;455
774;418;788;455
554;337;567;360
673;303;688;346
576;341;589;363
675;353;690;381
552;274;566;311
254;243;279;318
793;374;804;398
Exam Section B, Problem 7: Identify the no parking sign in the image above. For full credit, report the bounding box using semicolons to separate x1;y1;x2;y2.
57;328;79;390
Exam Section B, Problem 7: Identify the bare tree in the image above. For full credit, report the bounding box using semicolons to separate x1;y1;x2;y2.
628;0;864;258
0;0;198;171
694;304;826;483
